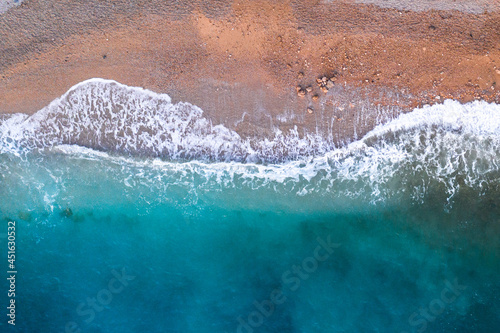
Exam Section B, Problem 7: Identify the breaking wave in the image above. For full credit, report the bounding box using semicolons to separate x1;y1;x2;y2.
0;79;331;162
1;78;499;208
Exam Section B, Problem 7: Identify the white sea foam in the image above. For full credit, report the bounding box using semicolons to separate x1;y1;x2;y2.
47;99;500;207
0;79;333;162
1;79;499;205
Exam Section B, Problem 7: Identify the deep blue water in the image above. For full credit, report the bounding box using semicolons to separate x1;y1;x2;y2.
0;80;499;332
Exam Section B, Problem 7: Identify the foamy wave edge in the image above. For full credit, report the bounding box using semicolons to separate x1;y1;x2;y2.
0;78;334;162
1;78;500;204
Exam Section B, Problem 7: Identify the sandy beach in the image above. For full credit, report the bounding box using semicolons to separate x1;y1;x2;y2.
1;0;499;143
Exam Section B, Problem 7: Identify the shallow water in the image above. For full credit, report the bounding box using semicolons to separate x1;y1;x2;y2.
0;80;499;332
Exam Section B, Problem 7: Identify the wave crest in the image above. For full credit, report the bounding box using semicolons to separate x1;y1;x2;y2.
1;79;500;206
0;79;333;162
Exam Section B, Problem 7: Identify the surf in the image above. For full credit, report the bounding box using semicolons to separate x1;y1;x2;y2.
1;79;499;333
1;79;499;208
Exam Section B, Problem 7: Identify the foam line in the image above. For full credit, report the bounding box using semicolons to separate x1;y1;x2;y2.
1;79;499;205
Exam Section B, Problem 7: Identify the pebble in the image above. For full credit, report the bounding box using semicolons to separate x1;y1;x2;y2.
312;95;319;101
306;86;313;92
297;89;306;97
298;72;304;79
326;80;334;89
320;86;329;93
62;208;73;217
307;107;314;114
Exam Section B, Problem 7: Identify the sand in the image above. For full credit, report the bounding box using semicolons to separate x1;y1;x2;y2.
1;0;499;143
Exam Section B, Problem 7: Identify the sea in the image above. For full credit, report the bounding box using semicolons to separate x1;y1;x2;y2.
0;79;499;332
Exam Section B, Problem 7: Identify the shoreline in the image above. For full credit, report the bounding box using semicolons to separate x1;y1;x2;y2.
1;78;498;164
1;0;499;144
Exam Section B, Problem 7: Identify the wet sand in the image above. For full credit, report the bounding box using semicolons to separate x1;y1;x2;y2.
1;0;499;143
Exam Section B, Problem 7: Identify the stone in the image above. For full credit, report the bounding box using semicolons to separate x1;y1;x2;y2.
306;86;313;92
62;208;73;217
312;94;319;101
307;107;314;114
298;72;304;79
297;89;306;97
320;86;328;93
326;80;334;89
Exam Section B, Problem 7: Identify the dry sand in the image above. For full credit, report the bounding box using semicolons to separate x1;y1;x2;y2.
1;0;499;143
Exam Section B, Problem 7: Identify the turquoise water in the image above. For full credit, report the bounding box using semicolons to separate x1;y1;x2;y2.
1;80;499;332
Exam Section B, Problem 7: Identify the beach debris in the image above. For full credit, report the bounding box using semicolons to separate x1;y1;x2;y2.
316;75;335;93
